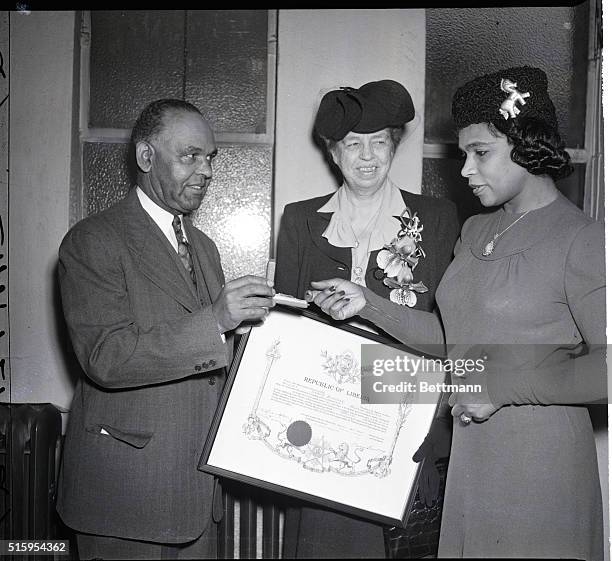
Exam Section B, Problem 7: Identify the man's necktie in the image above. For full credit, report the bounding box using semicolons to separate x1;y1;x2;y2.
172;215;197;287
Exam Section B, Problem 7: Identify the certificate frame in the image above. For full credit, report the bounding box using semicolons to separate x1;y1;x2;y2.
198;307;445;527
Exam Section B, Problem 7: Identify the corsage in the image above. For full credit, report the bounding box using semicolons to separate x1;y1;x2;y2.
376;207;428;307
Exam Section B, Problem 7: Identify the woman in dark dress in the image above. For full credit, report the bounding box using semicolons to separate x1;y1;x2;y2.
275;79;460;558
305;66;605;559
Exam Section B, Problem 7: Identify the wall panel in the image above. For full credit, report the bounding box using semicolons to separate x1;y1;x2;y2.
84;10;274;282
89;11;184;129
425;5;589;148
186;10;269;133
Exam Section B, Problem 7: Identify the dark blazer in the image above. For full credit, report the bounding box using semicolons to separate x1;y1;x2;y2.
57;189;229;543
275;189;459;313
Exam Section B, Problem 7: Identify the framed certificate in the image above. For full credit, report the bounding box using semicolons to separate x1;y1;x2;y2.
198;307;445;527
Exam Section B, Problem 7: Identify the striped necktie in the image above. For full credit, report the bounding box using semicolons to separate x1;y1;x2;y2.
172;215;197;287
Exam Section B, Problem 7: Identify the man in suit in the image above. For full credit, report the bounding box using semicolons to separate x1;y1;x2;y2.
57;99;275;559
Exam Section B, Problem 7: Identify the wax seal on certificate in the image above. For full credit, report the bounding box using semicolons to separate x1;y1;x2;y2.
287;420;312;446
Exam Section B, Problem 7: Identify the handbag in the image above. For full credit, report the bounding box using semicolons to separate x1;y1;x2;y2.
384;457;449;559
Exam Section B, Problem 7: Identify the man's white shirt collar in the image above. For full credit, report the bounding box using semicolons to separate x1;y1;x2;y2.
136;186;188;252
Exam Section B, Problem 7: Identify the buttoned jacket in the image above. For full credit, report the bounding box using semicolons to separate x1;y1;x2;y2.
57;188;228;543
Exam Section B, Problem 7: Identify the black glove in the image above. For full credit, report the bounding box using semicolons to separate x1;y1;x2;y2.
412;417;452;507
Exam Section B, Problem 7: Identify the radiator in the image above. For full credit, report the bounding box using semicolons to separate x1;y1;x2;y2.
217;460;447;559
0;403;62;541
218;483;283;559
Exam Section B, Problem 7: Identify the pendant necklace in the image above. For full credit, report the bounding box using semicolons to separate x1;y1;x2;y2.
349;198;383;285
482;209;532;256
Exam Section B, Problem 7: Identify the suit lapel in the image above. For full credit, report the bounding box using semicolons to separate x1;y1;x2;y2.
306;208;352;268
121;190;199;312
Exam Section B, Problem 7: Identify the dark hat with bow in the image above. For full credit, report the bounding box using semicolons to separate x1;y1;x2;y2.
314;79;415;141
452;66;558;133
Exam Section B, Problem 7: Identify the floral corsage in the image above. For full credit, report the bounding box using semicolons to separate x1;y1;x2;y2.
376;207;428;307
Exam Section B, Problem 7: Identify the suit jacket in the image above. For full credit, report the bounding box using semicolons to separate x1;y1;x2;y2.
275;189;460;313
57;188;229;543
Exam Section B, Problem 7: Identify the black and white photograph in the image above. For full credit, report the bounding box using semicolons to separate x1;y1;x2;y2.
0;4;607;560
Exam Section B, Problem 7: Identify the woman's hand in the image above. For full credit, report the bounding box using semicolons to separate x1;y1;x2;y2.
448;370;500;423
305;279;366;320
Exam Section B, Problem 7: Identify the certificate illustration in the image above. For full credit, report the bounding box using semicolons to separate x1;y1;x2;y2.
199;308;445;526
243;339;414;479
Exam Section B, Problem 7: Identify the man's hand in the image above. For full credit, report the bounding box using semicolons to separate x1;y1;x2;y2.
212;275;275;334
306;279;366;321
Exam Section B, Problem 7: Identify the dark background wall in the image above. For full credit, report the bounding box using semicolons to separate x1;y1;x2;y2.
422;4;589;219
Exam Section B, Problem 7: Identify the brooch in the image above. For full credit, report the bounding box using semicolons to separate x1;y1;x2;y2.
376;207;428;307
499;78;530;120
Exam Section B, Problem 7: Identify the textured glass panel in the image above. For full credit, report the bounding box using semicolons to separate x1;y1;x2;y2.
422;158;585;225
83;141;272;281
185;10;268;133
191;144;272;281
83;142;132;216
425;5;588;147
90;11;185;129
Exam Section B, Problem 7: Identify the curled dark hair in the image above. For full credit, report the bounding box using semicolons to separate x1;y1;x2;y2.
489;119;573;181
131;99;202;146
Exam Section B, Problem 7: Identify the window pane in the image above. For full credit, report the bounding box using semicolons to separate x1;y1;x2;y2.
185;10;269;133
425;5;589;148
83;142;131;216
83;141;272;281
189;144;273;282
89;11;185;129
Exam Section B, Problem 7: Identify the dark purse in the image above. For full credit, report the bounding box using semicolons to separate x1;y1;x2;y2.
384;457;449;559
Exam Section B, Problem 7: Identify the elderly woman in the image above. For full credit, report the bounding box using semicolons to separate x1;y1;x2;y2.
306;66;605;559
276;79;459;311
275;80;459;558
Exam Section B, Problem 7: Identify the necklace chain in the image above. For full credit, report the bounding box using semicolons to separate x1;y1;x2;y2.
350;211;379;247
348;194;385;248
348;198;384;285
482;210;532;256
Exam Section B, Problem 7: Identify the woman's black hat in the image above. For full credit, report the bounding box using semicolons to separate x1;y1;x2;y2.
314;79;415;141
452;66;558;133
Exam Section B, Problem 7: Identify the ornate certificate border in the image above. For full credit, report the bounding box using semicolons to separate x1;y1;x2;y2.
198;307;444;527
